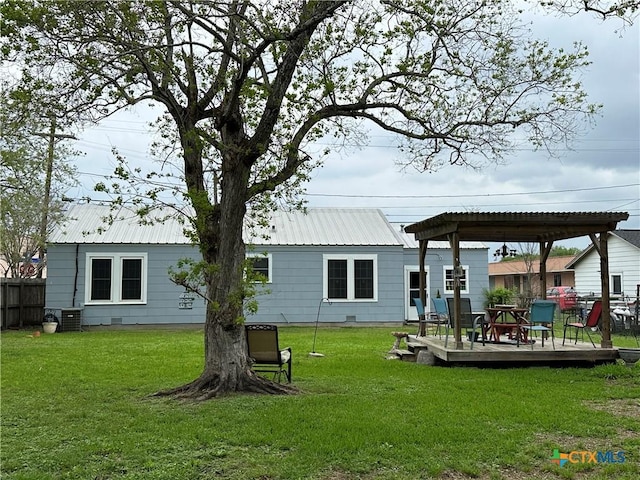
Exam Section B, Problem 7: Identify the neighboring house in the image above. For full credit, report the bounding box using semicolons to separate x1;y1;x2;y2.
488;256;576;295
45;204;488;326
567;230;640;300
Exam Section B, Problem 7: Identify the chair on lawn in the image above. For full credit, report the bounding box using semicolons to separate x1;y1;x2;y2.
522;300;556;349
563;300;602;347
413;297;444;337
444;297;486;349
245;324;292;383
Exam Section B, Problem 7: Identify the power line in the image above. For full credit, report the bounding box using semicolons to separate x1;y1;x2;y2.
374;198;639;210
304;183;639;199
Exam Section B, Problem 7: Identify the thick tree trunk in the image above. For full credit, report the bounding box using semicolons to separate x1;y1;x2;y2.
154;145;296;400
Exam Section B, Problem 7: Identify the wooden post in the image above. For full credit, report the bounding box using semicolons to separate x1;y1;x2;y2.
450;232;463;349
588;232;612;348
34;119;75;278
539;241;552;299
599;232;612;348
418;240;427;336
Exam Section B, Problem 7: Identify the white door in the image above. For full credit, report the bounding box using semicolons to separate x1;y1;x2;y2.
405;266;429;321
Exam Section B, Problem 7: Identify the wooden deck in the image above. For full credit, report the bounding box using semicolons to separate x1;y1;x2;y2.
401;334;620;366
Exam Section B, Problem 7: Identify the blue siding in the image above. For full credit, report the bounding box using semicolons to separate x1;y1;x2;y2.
46;244;205;325
248;244;488;324
402;247;488;310
248;245;405;324
46;242;488;326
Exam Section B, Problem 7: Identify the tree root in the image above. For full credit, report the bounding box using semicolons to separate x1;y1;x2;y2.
151;371;298;401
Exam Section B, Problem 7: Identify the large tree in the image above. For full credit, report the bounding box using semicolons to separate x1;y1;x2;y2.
2;0;636;398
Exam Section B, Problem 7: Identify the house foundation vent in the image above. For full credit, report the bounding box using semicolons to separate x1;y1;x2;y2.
346;315;356;323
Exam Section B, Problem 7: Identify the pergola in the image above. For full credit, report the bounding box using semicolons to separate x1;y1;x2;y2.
405;212;629;349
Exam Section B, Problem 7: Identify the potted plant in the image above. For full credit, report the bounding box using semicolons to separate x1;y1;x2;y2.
42;311;58;334
482;287;516;309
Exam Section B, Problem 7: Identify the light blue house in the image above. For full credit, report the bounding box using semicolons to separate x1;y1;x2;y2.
45;204;488;327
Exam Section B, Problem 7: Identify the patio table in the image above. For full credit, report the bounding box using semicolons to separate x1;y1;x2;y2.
486;306;529;346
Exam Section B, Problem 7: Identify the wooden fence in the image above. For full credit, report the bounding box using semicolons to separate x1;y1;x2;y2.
1;278;46;329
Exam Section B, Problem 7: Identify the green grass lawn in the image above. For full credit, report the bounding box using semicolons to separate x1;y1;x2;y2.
1;326;639;480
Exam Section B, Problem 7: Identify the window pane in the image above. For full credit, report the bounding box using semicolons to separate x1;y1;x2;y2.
327;259;347;299
409;272;421;307
445;267;467;291
354;259;373;299
445;269;454;291
459;269;467;291
122;259;142;300
612;275;622;295
91;259;112;300
250;257;269;281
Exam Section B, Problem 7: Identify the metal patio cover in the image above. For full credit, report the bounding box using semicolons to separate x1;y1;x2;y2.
404;211;629;243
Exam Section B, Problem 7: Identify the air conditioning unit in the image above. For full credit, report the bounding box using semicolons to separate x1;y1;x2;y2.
60;308;82;332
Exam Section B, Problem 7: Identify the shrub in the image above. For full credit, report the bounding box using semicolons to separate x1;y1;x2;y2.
482;287;516;308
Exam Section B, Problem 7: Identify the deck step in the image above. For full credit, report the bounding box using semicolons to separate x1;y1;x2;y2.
407;342;430;353
393;349;417;362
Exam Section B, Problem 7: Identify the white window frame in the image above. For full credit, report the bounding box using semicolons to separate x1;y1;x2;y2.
85;253;148;305
443;265;470;294
323;254;378;302
246;252;272;283
610;272;623;295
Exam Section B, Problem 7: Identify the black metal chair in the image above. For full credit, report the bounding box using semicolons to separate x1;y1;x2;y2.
445;297;486;349
245;324;292;382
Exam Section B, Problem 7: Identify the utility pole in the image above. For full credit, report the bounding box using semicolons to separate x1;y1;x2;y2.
33;117;76;278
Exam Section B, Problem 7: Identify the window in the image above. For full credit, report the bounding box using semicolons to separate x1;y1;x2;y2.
611;274;623;295
122;258;142;300
323;254;377;301
86;253;147;304
354;259;374;299
553;273;562;287
91;258;112;300
327;259;347;299
443;265;469;294
247;253;272;282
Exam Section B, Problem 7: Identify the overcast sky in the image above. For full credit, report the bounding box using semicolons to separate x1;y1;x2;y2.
67;8;639;251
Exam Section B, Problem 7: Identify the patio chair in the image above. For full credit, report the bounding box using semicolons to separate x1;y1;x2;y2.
413;297;444;337
444;297;486;349
563;300;602;347
431;297;449;338
522;300;556;350
245;324;292;383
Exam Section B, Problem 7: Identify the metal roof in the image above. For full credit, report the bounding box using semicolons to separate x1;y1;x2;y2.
50;205;404;247
246;208;401;246
48;204;191;244
405;211;629;243
59;206;602;248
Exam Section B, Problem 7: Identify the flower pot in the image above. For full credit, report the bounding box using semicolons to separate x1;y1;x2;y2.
42;322;58;334
618;348;640;366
